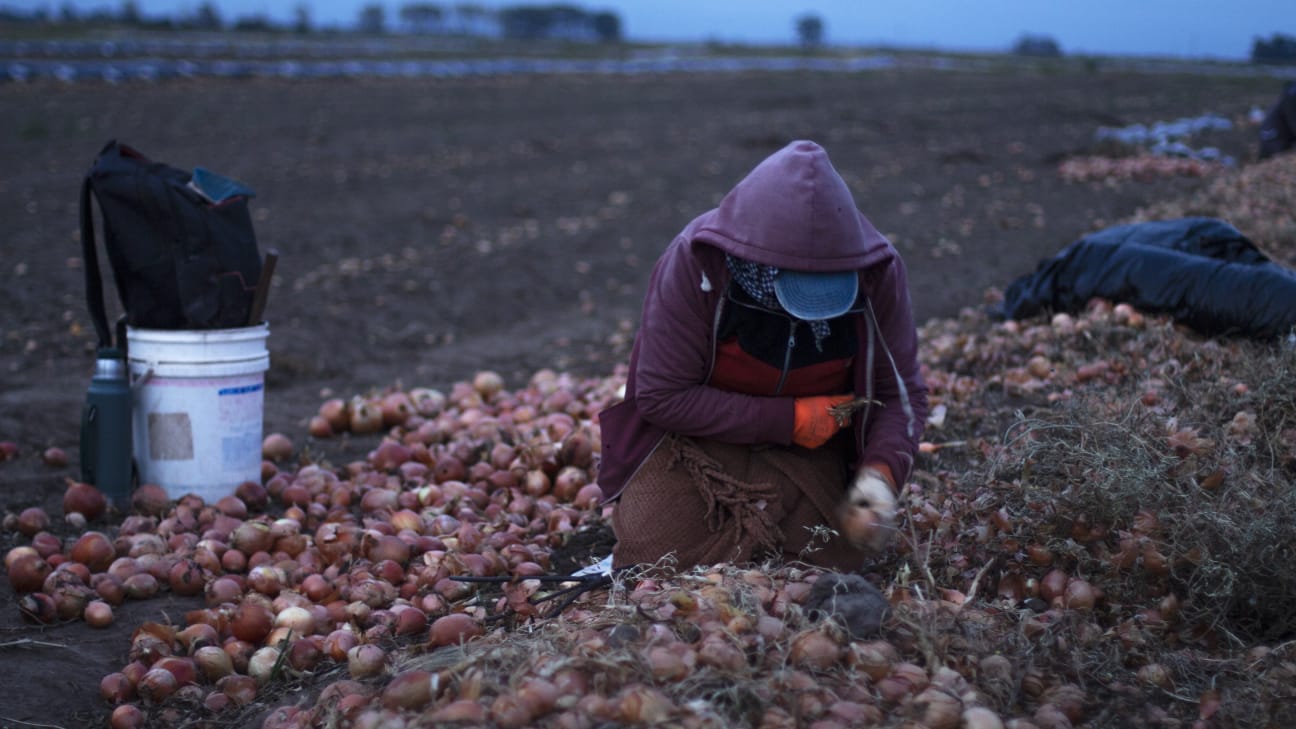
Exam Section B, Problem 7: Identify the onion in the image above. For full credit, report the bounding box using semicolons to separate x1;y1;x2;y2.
346;643;387;678
558;431;594;469
788;629;842;671
234;481;269;511
64;481;108;521
248;646;282;684
138;667;178;702
1039;569;1069;603
275;606;315;635
154;656;198;686
365;534;411;566
109;704;146;729
131;483;171;516
391;605;427;636
168;559;205;597
16;507;50;536
122;572;160;600
349;398;385;434
381;392;416;427
217;674;258;706
428;613;484;648
616;686;674;725
911;687;963;729
204;692;230;713
69;531;116;572
99;672;135;703
247;564;285;597
222;640;255;674
194;645;235;681
963;706;1006;729
431;699;487;723
85;599;114;628
178;623;220;653
308;415;334;438
262;433;294;461
31;532;61;559
6;552;51;593
231;602;275;644
574;483;604;510
491;693;536;729
286;638;323;674
324;629;360;662
551;466;588;502
230;521;274;555
381;670;436;711
1064;579;1096;610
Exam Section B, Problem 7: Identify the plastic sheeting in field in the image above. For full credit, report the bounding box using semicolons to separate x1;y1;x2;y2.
996;217;1296;340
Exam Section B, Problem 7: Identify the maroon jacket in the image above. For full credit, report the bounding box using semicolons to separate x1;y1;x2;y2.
597;140;928;501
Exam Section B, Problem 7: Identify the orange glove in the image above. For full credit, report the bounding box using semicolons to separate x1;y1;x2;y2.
792;394;854;449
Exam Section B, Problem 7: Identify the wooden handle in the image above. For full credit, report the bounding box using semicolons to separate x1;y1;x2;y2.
247;248;278;326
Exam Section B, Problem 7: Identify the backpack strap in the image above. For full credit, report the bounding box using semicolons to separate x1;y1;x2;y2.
80;167;113;350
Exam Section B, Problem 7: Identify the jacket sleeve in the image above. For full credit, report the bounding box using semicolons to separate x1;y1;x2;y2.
858;255;929;487
632;239;795;445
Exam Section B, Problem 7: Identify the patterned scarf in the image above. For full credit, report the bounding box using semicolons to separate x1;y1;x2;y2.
726;255;832;351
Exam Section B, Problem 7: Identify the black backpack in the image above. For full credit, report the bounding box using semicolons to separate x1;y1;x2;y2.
79;140;264;349
1259;80;1296;161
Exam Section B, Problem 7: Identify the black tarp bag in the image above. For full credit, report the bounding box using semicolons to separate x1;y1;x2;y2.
1259;80;1296;160
80;140;263;349
996;217;1296;340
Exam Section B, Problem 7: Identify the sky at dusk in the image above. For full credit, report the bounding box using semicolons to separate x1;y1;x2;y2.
5;0;1295;60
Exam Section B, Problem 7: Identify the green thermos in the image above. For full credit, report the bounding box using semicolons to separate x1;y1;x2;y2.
79;347;134;509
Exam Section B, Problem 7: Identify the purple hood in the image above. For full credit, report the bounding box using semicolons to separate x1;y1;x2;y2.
597;140;928;501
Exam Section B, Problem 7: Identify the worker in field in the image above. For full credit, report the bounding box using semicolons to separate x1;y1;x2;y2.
597;139;928;573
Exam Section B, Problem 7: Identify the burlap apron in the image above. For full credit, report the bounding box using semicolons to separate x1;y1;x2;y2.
611;434;869;572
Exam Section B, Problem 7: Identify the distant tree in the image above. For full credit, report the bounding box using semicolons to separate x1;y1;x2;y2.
58;2;77;23
796;13;824;50
591;11;620;42
499;4;611;42
1013;33;1062;58
293;4;312;34
1251;33;1296;65
233;14;277;32
358;3;386;33
193;2;222;30
400;3;444;34
119;0;140;26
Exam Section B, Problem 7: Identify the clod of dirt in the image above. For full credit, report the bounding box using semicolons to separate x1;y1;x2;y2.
804;572;890;639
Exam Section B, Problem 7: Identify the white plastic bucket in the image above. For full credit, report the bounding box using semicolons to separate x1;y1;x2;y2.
127;323;270;503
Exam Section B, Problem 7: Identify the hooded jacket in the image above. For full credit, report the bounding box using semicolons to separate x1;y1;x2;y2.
597;140;928;501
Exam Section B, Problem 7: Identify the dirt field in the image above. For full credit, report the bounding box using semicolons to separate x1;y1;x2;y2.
0;62;1283;726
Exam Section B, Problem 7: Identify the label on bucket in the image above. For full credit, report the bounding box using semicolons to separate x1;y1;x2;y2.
133;374;265;503
148;412;195;460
